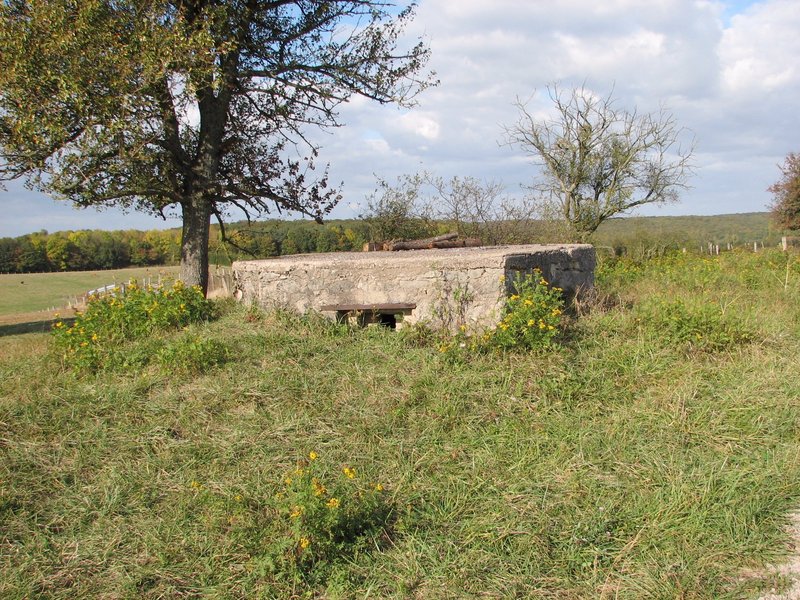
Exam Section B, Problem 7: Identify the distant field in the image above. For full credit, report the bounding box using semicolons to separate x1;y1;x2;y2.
0;266;180;316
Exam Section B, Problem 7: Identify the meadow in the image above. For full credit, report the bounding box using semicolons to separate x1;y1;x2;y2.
0;266;181;316
1;249;800;598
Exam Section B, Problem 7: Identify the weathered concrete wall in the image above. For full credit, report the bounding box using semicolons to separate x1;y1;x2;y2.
233;244;595;331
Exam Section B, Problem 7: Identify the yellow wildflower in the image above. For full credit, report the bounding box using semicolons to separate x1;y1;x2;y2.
91;333;99;342
510;294;520;301
299;537;310;549
309;451;318;461
326;497;340;509
190;480;202;490
284;477;292;486
54;321;63;329
527;319;535;327
374;483;384;492
343;467;356;479
234;494;243;502
290;505;304;518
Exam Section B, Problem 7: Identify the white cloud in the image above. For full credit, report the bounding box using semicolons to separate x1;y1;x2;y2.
720;0;800;94
398;112;441;141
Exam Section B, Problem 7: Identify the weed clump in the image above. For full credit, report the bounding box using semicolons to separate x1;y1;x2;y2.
267;451;391;587
156;333;229;374
637;297;754;352
51;280;216;372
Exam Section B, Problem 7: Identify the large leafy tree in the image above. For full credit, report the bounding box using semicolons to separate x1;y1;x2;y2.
0;0;433;292
503;85;693;242
769;152;800;232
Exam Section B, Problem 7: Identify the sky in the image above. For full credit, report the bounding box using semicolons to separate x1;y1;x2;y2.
2;0;798;237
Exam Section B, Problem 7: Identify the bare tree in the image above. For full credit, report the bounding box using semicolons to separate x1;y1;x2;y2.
424;174;540;244
362;172;541;245
361;173;438;242
503;84;694;242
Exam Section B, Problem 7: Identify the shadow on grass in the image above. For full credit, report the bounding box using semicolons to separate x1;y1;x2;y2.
0;318;75;337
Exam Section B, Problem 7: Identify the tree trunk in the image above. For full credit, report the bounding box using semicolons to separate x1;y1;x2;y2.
179;198;211;295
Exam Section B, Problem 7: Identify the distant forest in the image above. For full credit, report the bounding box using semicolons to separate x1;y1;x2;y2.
0;212;784;274
0;220;369;274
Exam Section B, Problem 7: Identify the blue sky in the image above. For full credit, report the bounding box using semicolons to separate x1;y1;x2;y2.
2;0;796;237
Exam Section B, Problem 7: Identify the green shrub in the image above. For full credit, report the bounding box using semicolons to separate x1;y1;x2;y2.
491;271;565;350
440;270;565;358
52;280;215;372
269;451;391;584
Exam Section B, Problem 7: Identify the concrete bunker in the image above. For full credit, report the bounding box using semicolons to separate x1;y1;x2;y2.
232;244;596;332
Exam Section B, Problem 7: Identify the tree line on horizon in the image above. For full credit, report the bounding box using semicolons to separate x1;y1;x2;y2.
0;221;371;274
0;211;785;275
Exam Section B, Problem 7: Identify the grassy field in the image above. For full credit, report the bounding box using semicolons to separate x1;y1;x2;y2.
0;266;181;316
2;249;800;598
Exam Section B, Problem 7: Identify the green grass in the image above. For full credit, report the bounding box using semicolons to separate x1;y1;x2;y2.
2;250;800;598
0;266;180;316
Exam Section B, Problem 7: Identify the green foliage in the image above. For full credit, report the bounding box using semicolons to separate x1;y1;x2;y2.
439;270;565;359
769;152;800;232
156;333;229;375
269;452;391;585
51;280;215;372
0;228;180;274
491;271;565;350
637;298;754;352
